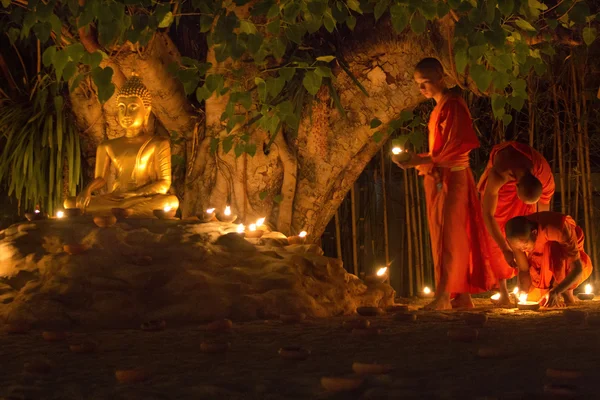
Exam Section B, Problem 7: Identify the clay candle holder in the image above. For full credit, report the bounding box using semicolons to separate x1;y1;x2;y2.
93;215;117;228
25;210;46;221
153;206;177;220
419;286;435;299
287;231;307;245
517;301;540;311
200;208;217;222
216;206;236;223
64;208;82;218
245;224;264;239
365;267;388;284
577;284;595;300
111;208;133;220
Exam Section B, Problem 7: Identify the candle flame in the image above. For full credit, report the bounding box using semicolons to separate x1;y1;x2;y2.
585;284;593;294
56;211;64;219
423;286;431;295
206;208;215;213
391;147;402;155
491;293;500;301
512;287;519;295
163;206;172;212
376;267;387;276
518;292;528;304
299;231;307;238
256;217;265;226
249;224;257;232
34;209;40;214
236;224;245;233
224;206;231;216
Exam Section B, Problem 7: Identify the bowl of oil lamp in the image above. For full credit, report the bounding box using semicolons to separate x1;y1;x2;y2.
64;208;82;218
516;292;540;311
419;286;435;299
365;267;388;284
93;214;117;228
111;207;133;220
216;205;237;223
287;231;307;245
199;208;217;222
25;210;46;221
245;223;264;239
577;284;595;301
153;205;177;220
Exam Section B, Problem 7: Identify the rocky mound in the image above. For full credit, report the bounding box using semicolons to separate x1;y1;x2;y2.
0;218;394;328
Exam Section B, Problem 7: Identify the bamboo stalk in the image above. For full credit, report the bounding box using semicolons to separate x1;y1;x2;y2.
528;74;535;147
335;209;343;261
403;169;414;296
551;83;566;214
408;169;422;290
351;184;359;276
379;149;390;267
414;168;425;286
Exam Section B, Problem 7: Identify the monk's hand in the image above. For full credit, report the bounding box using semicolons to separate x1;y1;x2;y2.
392;153;419;169
541;290;564;308
502;249;516;268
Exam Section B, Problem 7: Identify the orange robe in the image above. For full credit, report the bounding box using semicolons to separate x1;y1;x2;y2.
417;94;495;295
477;142;555;281
524;212;593;290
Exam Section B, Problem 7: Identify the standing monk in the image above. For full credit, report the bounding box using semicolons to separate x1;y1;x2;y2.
505;212;593;307
477;142;555;306
393;58;494;310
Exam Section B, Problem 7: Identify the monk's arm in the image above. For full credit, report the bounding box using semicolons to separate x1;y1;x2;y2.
549;223;582;293
132;139;172;196
482;172;510;252
552;259;583;295
537;202;550;212
514;249;531;292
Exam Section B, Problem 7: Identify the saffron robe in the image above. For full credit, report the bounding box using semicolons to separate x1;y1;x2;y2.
417;94;495;295
524;212;593;291
477;142;555;280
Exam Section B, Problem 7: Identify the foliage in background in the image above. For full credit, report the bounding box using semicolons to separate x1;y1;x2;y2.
0;73;82;214
0;0;597;159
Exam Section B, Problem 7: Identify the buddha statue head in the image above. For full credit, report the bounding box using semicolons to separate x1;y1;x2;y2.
116;74;152;136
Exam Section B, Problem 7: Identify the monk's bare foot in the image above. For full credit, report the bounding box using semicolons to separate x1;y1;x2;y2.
492;287;514;308
423;297;452;311
451;293;474;309
562;290;576;306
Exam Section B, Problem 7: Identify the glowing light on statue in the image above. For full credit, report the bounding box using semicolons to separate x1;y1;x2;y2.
256;217;265;226
299;231;307;238
237;224;245;233
391;147;402;155
56;211;64;219
206;208;215;214
376;267;387;276
224;206;231;216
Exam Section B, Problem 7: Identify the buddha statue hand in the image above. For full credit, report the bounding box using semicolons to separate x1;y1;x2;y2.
73;177;106;210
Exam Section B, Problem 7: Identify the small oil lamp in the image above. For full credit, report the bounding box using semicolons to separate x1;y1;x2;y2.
287;230;307;245
153;205;177;220
56;211;65;219
490;293;501;302
216;205;237;223
419;286;434;299
256;217;266;227
577;284;595;301
516;291;540;311
391;147;402;155
245;223;264;238
236;224;245;234
25;208;46;221
365;267;388;284
200;207;217;222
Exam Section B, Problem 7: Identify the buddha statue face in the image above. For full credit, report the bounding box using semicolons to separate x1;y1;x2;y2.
116;75;152;136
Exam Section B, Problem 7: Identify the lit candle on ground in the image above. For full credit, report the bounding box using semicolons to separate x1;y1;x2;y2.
376;267;387;276
153;205;176;219
299;231;307;238
516;292;540;311
419;286;434;298
34;209;40;214
256;217;265;226
365;267;388;284
391;147;402;155
490;293;501;301
163;205;172;212
56;211;64;219
249;224;257;231
216;206;237;222
577;284;595;300
287;230;308;245
206;208;215;214
224;206;231;216
199;208;216;222
236;224;245;233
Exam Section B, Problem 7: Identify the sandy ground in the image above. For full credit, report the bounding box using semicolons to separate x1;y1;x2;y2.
1;296;599;400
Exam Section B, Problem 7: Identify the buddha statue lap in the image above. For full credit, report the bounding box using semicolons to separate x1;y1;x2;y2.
64;75;179;218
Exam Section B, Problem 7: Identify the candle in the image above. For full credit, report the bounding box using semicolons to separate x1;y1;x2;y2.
224;206;231;216
419;286;434;298
163;205;172;212
56;211;64;219
249;224;257;232
365;266;388;284
206;208;215;214
577;283;595;300
490;293;500;301
236;224;245;233
256;217;265;226
376;267;387;276
34;209;40;214
423;287;431;295
516;291;540;311
299;231;307;238
391;147;402;155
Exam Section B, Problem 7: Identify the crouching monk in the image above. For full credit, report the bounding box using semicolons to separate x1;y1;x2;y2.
393;58;494;310
64;74;179;217
505;212;593;308
478;142;555;306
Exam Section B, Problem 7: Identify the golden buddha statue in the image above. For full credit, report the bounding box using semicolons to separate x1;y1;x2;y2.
65;75;179;217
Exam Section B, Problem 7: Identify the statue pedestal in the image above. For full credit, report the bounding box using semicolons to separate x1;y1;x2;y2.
0;219;394;328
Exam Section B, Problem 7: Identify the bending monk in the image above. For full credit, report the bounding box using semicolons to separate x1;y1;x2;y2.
64;75;179;217
393;58;494;310
478;142;555;306
505;212;593;308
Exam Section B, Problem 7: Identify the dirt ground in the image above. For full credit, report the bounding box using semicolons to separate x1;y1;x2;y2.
1;296;599;400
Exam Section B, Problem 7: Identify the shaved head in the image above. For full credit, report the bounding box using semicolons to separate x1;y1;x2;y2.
517;171;543;204
414;58;445;81
505;216;536;240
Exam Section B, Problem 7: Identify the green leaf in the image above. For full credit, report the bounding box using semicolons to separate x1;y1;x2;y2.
515;18;536;32
490;54;512;71
52;50;69;81
323;12;336;32
399;110;414;123
511;78;526;96
267;17;280;34
390;4;409;32
315;66;332;77
374;0;390;20
206;74;224;93
234;143;245;158
370;118;382;129
419;2;437;20
491;94;506;118
546;18;558;29
66;43;85;63
42;46;57;68
2;0;11;7
372;131;384;143
410;11;426;34
502;114;512;126
508;94;525;112
347;0;362;14
583;27;597;46
437;2;450;17
302;70;322;95
245;143;257;157
492;71;510;91
497;0;514;15
259;191;268;200
62;61;77;81
91;66;115;104
267;77;286;98
285;24;305;44
70;73;85;92
273;194;283;204
279;67;296;81
346;15;357;30
200;15;213;32
222;136;233;154
210;137;219;154
453;39;468;74
569;2;590;25
271;37;287;59
33;22;52;43
470;64;492;92
158;11;174;28
316;55;336;63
